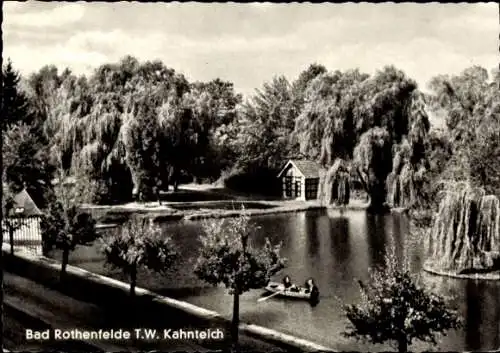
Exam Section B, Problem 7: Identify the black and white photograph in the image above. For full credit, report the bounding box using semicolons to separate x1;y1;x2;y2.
1;2;499;352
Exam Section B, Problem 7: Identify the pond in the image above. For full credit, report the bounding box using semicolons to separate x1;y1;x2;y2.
51;209;500;351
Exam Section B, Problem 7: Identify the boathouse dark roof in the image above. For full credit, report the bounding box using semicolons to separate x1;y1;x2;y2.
277;160;321;179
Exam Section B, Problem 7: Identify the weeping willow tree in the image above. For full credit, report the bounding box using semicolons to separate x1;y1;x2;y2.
42;56;191;204
157;95;201;191
319;158;350;206
43;56;241;203
295;66;429;213
386;141;426;209
386;92;430;209
353;127;393;212
424;182;500;274
295;69;369;165
123;91;165;201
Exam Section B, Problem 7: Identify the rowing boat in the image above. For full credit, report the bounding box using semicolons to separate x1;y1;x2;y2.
264;282;313;300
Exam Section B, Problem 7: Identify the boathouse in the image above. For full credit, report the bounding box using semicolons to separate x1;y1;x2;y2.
277;160;321;201
2;188;43;255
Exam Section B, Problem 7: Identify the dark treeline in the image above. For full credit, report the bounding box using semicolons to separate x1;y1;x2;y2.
2;56;499;213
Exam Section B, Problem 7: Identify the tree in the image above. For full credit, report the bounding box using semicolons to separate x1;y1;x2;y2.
343;246;462;352
294;69;371;165
101;215;177;297
184;79;242;182
293;66;430;211
41;153;97;279
291;63;328;108
427;66;500;195
353;127;393;212
236;75;297;173
194;211;286;348
124;91;164;202
46;56;192;203
1;59;30;130
225;76;298;195
386;91;431;210
156;96;201;192
2;123;54;209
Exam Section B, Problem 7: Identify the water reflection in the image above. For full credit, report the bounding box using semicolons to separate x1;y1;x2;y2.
464;280;500;350
465;280;482;350
419;271;500;351
365;214;388;269
305;214;320;258
329;216;350;278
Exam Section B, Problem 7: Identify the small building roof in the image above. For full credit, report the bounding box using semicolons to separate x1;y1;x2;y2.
277;160;321;179
9;188;43;217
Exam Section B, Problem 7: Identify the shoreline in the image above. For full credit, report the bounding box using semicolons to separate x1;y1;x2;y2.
423;265;500;281
86;199;371;226
2;245;335;352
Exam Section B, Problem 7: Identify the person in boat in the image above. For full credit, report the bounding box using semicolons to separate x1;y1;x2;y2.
304;278;319;302
282;275;299;291
283;275;292;288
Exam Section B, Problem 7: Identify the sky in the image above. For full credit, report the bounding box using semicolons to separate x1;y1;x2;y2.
3;2;499;97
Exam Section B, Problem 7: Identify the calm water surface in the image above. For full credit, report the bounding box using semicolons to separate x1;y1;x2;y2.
59;210;500;351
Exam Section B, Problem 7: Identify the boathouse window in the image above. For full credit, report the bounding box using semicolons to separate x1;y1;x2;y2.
294;177;301;197
305;178;318;200
284;176;293;197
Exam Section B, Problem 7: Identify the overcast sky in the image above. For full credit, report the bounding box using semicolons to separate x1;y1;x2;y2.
3;2;499;97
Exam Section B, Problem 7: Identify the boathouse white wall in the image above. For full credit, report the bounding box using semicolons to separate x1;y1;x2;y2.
277;160;320;201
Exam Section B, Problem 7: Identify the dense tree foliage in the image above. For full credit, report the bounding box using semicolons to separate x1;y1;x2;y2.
236;76;297;172
427;66;500;197
353;127;393;211
2;124;54;209
3;56;498;210
194;212;285;347
344;247;462;352
102;215;177;297
28;56;246;203
294;66;430;211
2;61;54;209
41;154;98;277
1;59;31;130
187;79;242;182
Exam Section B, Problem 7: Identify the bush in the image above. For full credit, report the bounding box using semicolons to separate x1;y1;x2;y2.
343;245;462;352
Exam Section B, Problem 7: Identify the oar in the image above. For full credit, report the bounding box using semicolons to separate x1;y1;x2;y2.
258;290;283;302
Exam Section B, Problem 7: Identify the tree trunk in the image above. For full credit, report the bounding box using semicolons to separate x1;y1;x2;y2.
368;187;386;213
9;227;14;255
356;167;370;196
397;336;408;353
171;167;179;192
130;265;137;298
156;188;162;206
61;247;69;281
231;290;240;350
367;172;389;214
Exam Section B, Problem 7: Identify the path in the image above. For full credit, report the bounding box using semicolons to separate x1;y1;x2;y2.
3;271;284;352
